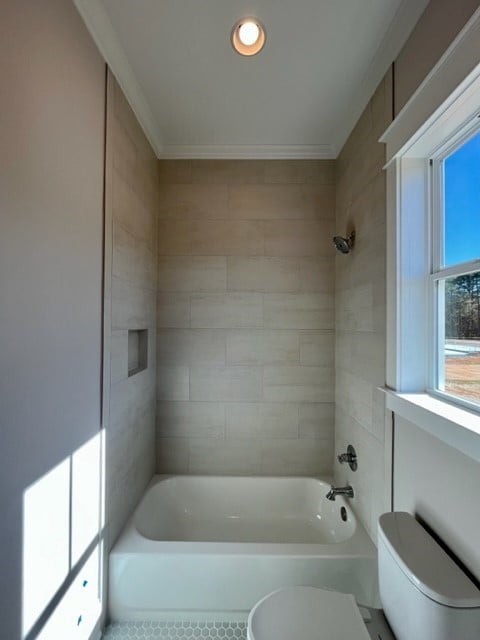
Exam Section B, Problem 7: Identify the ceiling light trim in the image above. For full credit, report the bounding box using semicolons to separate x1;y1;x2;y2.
231;17;266;56
159;145;335;160
73;0;163;156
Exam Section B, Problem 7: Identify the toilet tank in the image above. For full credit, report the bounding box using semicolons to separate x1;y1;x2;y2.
378;512;480;640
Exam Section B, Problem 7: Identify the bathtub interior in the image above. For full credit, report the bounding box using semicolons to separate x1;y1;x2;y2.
133;476;356;544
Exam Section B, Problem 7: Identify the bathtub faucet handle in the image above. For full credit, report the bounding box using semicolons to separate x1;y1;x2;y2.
337;445;357;471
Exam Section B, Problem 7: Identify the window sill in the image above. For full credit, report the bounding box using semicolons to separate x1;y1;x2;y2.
383;389;480;464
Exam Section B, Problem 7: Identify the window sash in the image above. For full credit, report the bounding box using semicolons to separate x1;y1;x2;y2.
429;125;480;411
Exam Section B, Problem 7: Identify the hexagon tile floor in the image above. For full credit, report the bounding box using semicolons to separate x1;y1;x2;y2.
102;621;247;640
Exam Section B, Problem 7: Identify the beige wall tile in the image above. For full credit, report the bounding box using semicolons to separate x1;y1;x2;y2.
334;71;392;541
112;168;155;250
298;257;335;292
156;437;190;473
190;293;263;328
191;160;265;184
107;74;158;549
226;330;299;365
264;160;335;185
336;369;373;433
158;160;192;184
109;377;130;429
158;256;227;292
263;293;334;330
335;408;385;540
227;257;300;292
299;331;334;366
113;221;156;290
191;220;264;256
113;81;148;154
226;403;298;438
189;440;262;475
128;372;155;426
157;220;192;255
336;283;374;332
261;438;334;475
158;184;228;219
157;366;189;401
336;331;385;383
157;329;226;365
156;159;338;478
190;365;263;402
157;213;275;257
157;293;190;328
113;122;137;190
228;184;334;220
156;402;225;438
298;403;334;439
264;220;334;257
112;276;155;330
227;257;334;295
264;366;334;402
111;330;128;384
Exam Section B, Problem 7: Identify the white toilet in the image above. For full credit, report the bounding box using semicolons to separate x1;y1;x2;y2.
247;512;480;640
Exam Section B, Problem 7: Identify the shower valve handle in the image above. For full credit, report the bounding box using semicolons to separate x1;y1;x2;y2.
337;445;357;471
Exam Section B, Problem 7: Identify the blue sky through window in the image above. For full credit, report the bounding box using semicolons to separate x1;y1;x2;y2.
444;129;480;267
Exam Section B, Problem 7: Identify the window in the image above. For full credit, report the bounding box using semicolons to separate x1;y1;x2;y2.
431;128;480;409
382;16;480;461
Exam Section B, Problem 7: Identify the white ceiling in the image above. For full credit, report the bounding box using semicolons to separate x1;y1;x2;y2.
75;0;429;158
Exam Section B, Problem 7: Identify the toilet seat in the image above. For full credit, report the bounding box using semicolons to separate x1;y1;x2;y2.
247;586;371;640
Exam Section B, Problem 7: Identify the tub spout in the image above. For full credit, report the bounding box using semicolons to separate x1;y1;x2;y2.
326;485;354;501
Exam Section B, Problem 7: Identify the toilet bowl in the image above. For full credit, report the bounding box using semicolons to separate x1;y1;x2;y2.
247;512;480;640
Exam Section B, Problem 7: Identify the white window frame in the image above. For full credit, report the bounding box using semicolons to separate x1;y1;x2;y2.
380;7;480;464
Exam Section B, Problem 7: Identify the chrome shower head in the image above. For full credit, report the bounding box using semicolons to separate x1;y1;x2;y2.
333;231;355;254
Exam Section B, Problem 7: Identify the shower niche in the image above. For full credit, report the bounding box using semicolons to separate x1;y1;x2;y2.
128;329;148;377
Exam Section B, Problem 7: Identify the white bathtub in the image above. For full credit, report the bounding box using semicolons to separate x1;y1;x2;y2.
109;476;378;621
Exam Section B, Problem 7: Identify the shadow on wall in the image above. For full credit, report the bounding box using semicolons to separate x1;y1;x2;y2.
22;431;105;640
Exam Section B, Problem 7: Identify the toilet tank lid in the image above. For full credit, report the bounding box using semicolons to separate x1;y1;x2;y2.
378;512;480;609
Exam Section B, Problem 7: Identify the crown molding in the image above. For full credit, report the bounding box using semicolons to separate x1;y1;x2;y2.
159;144;335;160
73;0;163;156
332;0;430;155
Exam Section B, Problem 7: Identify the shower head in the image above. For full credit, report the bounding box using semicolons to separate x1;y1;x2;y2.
333;232;355;254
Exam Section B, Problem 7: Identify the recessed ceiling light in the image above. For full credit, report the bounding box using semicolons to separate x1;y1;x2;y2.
231;18;266;56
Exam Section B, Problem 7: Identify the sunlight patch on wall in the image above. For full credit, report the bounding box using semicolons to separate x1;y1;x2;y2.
22;431;104;639
22;459;70;637
72;435;102;565
37;545;101;640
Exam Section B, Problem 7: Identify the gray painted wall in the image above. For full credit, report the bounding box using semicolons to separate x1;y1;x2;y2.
394;417;480;582
0;1;105;637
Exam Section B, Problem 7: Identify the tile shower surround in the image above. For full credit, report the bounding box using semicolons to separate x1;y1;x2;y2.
156;160;336;476
334;70;392;541
106;75;158;547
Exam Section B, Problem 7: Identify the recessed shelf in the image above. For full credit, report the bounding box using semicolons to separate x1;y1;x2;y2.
128;329;148;377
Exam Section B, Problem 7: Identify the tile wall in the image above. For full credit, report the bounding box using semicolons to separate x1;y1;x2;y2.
106;74;158;546
334;69;393;541
156;160;336;475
